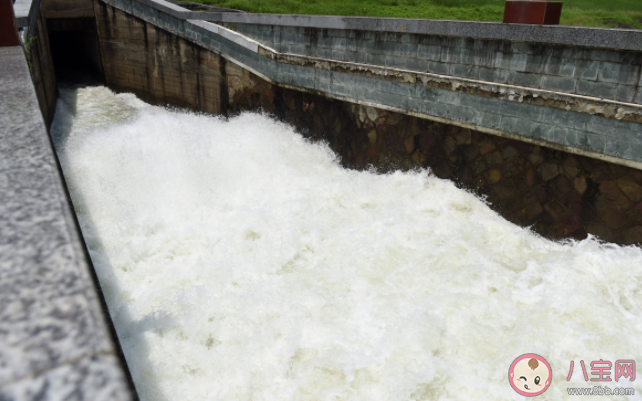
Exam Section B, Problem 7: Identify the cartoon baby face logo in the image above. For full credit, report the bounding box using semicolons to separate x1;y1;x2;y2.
509;354;552;396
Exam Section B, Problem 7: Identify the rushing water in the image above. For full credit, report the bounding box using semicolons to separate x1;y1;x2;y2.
51;86;642;401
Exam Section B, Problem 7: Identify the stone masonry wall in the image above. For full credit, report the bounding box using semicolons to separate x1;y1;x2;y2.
227;67;642;245
94;0;226;114
95;1;642;246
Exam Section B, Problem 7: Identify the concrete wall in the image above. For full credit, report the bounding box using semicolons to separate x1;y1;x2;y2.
2;1;138;399
15;0;58;128
94;0;225;113
28;10;58;128
92;0;642;245
0;44;136;400
225;23;642;105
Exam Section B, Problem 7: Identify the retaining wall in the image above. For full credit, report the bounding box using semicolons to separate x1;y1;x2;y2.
225;22;642;105
93;0;642;245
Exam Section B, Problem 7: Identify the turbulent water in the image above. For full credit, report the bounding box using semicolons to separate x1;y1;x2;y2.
51;86;642;401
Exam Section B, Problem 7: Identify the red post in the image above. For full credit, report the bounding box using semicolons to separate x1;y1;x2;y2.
0;0;21;46
503;1;563;25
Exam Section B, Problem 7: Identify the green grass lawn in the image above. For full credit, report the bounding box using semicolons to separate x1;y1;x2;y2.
187;0;642;29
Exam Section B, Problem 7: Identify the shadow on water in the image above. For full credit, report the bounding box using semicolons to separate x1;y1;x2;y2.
51;87;171;401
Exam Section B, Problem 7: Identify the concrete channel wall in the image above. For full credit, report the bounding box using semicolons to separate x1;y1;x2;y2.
93;0;642;244
225;20;642;105
98;0;642;170
0;1;136;400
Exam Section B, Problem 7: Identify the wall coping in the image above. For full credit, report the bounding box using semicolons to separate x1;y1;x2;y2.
0;45;136;399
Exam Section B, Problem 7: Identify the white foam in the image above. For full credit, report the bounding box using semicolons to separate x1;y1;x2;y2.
51;86;642;401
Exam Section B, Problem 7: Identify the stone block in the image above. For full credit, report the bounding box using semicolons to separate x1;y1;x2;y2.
331;50;347;61
507;71;541;88
404;58;427;73
493;182;518;200
439;46;452;63
382;80;416;97
540;75;576;93
417;44;442;62
509;53;528;72
375;40;399;55
427;61;449;75
584;115;630;139
513;42;535;54
422;101;449;119
544;57;576;77
366;53;386;67
566;191;597;222
601;208;628;231
586;221;612;240
614;84;636;103
356;39;375;54
575;79;616;99
385;55;407;69
481;111;502;130
598;62;640;85
400;33;416;43
620;225;642;245
588;49;623;63
539;161;561;181
288;43;305;55
372;90;409;110
451;64;479;79
353;52;367;64
500;115;532;137
457;106;484;126
415;85;440;102
545;126;568;145
432;88;461;106
524;54;545;74
479;67;495;82
394;42;418;58
458;47;476;65
617;177;642;202
493;51;510;70
460;92;502;113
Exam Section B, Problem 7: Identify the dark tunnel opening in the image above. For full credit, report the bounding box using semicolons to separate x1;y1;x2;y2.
48;23;105;84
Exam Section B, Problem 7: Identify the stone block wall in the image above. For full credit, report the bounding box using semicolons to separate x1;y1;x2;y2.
225;23;642;105
94;0;226;114
227;71;642;245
